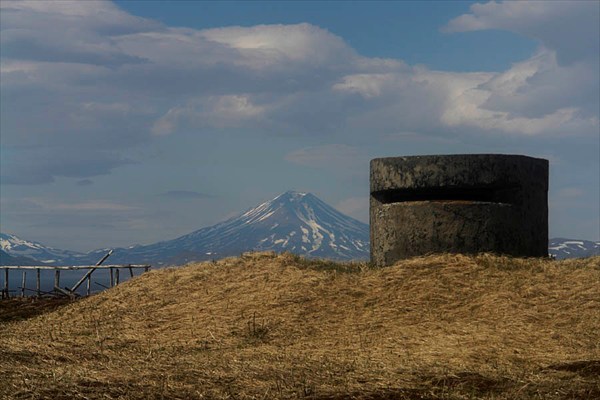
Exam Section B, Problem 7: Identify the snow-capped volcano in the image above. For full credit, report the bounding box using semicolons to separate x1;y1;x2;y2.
102;191;370;265
207;190;369;259
0;232;86;265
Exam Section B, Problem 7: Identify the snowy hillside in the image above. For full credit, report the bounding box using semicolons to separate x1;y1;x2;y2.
548;238;600;260
0;233;86;265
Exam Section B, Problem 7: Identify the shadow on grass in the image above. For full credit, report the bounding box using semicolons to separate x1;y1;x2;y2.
0;297;75;323
546;360;600;377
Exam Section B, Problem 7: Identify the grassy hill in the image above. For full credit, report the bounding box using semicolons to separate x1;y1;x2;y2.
1;253;599;399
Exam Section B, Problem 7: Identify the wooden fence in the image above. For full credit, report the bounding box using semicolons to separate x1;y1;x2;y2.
1;264;151;299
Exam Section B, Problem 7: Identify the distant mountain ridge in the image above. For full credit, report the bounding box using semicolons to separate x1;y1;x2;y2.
1;191;370;265
0;249;40;266
1;192;598;266
0;233;88;265
548;238;600;260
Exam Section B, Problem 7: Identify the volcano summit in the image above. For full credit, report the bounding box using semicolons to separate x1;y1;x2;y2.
79;191;370;265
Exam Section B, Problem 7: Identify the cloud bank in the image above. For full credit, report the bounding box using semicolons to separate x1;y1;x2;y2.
1;0;598;185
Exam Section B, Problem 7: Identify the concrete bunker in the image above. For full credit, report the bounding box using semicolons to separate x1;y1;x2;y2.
370;154;548;266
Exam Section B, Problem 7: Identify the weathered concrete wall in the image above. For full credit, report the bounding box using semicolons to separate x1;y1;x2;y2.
370;154;548;266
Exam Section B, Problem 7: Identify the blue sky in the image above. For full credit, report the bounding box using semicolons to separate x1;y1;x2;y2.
1;0;598;251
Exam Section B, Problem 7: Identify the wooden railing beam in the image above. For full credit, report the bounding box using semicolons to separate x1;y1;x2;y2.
0;259;151;299
0;264;150;270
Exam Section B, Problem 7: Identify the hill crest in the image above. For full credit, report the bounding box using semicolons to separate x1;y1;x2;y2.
1;253;599;399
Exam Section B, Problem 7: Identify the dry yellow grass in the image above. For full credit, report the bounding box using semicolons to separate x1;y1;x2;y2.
1;252;599;399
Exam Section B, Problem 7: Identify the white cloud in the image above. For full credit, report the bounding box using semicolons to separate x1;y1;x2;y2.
479;50;599;119
439;1;599;134
444;2;565;33
2;0;124;17
1;0;598;185
200;23;356;67
333;73;407;99
151;109;180;136
332;54;598;137
284;144;364;168
443;1;599;65
0;0;158;67
208;95;267;123
152;94;268;135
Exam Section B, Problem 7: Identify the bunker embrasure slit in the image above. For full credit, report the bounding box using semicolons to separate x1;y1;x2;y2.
371;185;520;205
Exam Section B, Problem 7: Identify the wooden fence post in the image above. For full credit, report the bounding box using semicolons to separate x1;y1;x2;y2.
54;270;60;293
115;268;120;286
36;268;41;297
21;271;26;297
87;275;91;296
3;269;8;299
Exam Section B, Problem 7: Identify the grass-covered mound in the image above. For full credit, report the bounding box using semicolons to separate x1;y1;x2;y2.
1;253;599;399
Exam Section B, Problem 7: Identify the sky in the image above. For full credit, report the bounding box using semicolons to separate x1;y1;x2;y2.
1;0;599;251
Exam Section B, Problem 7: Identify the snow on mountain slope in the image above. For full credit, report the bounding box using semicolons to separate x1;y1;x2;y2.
104;191;370;265
0;249;41;266
548;238;600;260
0;233;86;265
